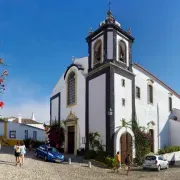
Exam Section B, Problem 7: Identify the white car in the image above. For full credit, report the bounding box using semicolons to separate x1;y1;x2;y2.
143;155;169;171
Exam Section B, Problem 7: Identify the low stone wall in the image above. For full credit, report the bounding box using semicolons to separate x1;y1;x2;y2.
161;151;180;165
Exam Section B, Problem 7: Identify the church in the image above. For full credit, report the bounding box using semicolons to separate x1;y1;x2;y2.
50;10;180;162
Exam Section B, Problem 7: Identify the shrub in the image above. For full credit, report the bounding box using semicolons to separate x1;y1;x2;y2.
77;148;85;156
158;146;180;154
158;149;165;154
95;151;109;162
105;156;117;168
23;138;45;148
84;150;97;159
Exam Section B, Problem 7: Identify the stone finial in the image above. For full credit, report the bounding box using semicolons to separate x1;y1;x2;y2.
72;56;75;63
88;27;93;35
127;28;131;35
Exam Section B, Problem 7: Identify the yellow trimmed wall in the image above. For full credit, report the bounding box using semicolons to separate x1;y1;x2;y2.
7;139;22;146
3;121;7;138
2;121;22;146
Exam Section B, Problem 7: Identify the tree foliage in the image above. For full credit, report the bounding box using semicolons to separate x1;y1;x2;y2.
47;120;65;150
132;118;152;164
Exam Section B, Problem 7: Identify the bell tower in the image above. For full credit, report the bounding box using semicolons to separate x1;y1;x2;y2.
85;9;135;157
86;10;134;73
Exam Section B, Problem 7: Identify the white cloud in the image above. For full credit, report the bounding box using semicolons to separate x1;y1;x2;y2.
1;100;50;123
0;78;50;124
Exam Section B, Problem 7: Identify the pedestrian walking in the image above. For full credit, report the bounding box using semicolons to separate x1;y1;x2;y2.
14;141;21;166
113;151;121;172
29;138;32;151
125;154;131;175
20;141;26;166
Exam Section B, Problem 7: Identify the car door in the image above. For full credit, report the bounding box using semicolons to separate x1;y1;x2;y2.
39;146;47;157
42;146;48;157
158;156;164;168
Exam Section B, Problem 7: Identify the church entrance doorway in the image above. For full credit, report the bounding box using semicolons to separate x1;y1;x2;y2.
68;126;75;154
120;132;132;164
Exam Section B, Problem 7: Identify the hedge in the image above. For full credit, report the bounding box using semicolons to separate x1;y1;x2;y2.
23;138;45;149
158;146;180;154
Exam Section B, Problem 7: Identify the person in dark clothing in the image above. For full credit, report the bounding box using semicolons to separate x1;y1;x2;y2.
125;154;131;175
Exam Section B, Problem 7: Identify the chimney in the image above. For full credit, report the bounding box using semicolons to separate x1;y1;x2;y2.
18;114;22;123
31;112;35;120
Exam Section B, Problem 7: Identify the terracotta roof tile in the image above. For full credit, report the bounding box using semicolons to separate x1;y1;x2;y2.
13;118;42;124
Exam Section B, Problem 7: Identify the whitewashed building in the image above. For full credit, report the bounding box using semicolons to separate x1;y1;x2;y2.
50;10;180;160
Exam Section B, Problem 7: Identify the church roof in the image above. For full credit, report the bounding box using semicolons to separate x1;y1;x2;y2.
133;63;180;98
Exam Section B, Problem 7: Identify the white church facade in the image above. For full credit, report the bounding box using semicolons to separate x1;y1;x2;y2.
50;10;180;161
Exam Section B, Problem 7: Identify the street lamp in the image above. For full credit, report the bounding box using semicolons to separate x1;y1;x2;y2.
108;108;113;116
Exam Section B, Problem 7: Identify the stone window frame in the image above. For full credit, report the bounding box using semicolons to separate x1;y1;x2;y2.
147;79;154;105
118;40;127;63
66;70;77;108
93;39;102;66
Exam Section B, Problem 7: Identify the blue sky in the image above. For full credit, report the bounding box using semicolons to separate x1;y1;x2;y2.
0;0;179;122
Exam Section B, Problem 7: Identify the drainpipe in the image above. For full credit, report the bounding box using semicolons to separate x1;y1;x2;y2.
157;103;160;150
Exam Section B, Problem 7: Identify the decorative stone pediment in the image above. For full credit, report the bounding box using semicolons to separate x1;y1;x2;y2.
147;121;156;130
147;79;154;85
64;111;78;125
147;121;156;126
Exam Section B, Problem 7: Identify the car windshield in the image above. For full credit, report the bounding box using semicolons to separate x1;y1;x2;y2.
48;147;58;153
145;156;156;160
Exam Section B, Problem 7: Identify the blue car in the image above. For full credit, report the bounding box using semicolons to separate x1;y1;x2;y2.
35;145;64;163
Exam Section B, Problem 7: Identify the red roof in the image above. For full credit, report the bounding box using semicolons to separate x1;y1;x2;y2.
133;63;180;98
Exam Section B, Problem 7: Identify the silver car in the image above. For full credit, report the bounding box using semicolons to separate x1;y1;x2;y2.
143;155;169;171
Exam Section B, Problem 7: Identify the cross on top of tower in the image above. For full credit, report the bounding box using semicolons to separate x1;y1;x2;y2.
108;1;112;11
105;1;115;24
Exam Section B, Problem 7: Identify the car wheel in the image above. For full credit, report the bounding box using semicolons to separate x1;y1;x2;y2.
44;156;48;162
35;152;39;157
143;167;146;170
157;165;161;171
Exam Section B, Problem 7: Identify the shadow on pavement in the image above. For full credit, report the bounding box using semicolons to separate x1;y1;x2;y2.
0;160;16;166
0;146;106;169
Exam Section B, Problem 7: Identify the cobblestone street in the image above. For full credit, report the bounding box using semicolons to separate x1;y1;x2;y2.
0;147;180;180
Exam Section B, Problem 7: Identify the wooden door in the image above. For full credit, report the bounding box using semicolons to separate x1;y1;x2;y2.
149;129;154;152
120;133;132;164
68;126;75;154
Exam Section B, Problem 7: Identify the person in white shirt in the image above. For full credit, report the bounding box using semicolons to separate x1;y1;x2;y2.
20;141;26;166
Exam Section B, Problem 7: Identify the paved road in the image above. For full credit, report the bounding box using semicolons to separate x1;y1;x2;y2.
0;147;180;180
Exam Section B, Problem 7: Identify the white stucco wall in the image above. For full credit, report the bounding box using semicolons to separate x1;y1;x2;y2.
89;74;106;146
114;73;132;129
133;65;180;152
169;119;180;146
7;122;45;141
51;57;88;149
116;34;129;66
162;152;180;165
107;31;113;59
0;122;4;136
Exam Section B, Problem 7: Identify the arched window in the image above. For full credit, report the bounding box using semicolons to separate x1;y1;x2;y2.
148;84;153;104
119;40;126;63
93;40;102;65
67;71;76;106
